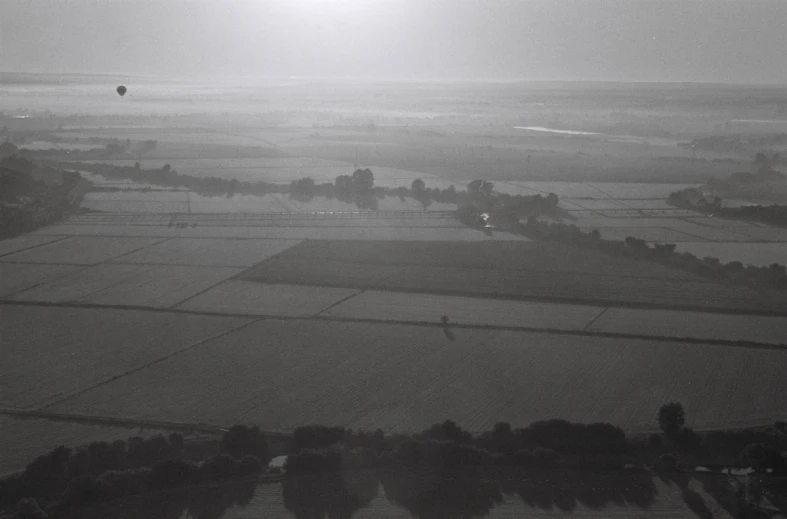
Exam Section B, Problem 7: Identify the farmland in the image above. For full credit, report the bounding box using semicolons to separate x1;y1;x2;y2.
41;317;787;433
0;305;251;409
3;76;787;502
243;240;787;313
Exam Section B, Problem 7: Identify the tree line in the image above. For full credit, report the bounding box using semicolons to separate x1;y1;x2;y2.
0;425;269;519
669;187;787;228
514;216;787;292
281;404;785;519
52;158;564;218
2;404;785;518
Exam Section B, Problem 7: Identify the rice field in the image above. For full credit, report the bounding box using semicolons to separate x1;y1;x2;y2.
176;280;360;317
0;263;81;297
0;236;165;265
10;263;242;307
675;242;787;267
587;308;787;345
248;240;695;280
46;318;787;433
32;221;515;241
0;235;67;257
0;305;251;409
111;237;300;267
242;240;787;313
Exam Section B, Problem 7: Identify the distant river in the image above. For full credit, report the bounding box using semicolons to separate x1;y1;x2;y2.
513;126;600;136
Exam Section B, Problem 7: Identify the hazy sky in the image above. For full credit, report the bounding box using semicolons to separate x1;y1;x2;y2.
2;0;786;83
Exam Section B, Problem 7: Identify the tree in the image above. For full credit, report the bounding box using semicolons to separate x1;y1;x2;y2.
467;179;484;194
352;168;374;192
0;140;18;158
739;443;787;474
220;425;270;464
411;178;426;193
334;175;352;193
658;402;685;438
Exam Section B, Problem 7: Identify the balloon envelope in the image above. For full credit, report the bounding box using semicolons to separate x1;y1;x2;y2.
116;86;127;97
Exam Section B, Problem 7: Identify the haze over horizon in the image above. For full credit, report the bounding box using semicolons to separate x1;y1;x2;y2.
1;0;786;84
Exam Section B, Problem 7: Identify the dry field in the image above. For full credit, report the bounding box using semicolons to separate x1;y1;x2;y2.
44;318;787;433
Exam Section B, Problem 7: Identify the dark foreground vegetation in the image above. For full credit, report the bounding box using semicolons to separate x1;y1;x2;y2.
0;145;88;239
3;404;786;518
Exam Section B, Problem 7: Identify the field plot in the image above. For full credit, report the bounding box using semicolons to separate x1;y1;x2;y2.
176;280;359;317
112;238;299;267
250;240;696;280
188;193;296;213
48;319;787;432
0;305;251;409
249;261;787;313
676;242;787;267
321;291;605;330
511;182;699;200
588;227;706;243
33;221;515;241
0;236;165;265
0;235;66;258
81;199;188;213
0;263;81;297
242;240;787;313
9;263;241;307
0;417;158;476
588;308;787;345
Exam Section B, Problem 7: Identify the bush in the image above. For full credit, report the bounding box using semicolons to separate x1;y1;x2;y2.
293;426;345;451
221;425;270;464
657;453;678;470
94;468;148;498
658;403;685;438
201;455;238;481
674;427;701;452
420;420;473;444
148;459;200;489
237;456;264;476
739;443;787;474
13;498;47;519
61;474;101;508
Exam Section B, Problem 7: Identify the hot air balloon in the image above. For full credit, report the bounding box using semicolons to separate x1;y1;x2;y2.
116;86;127;97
